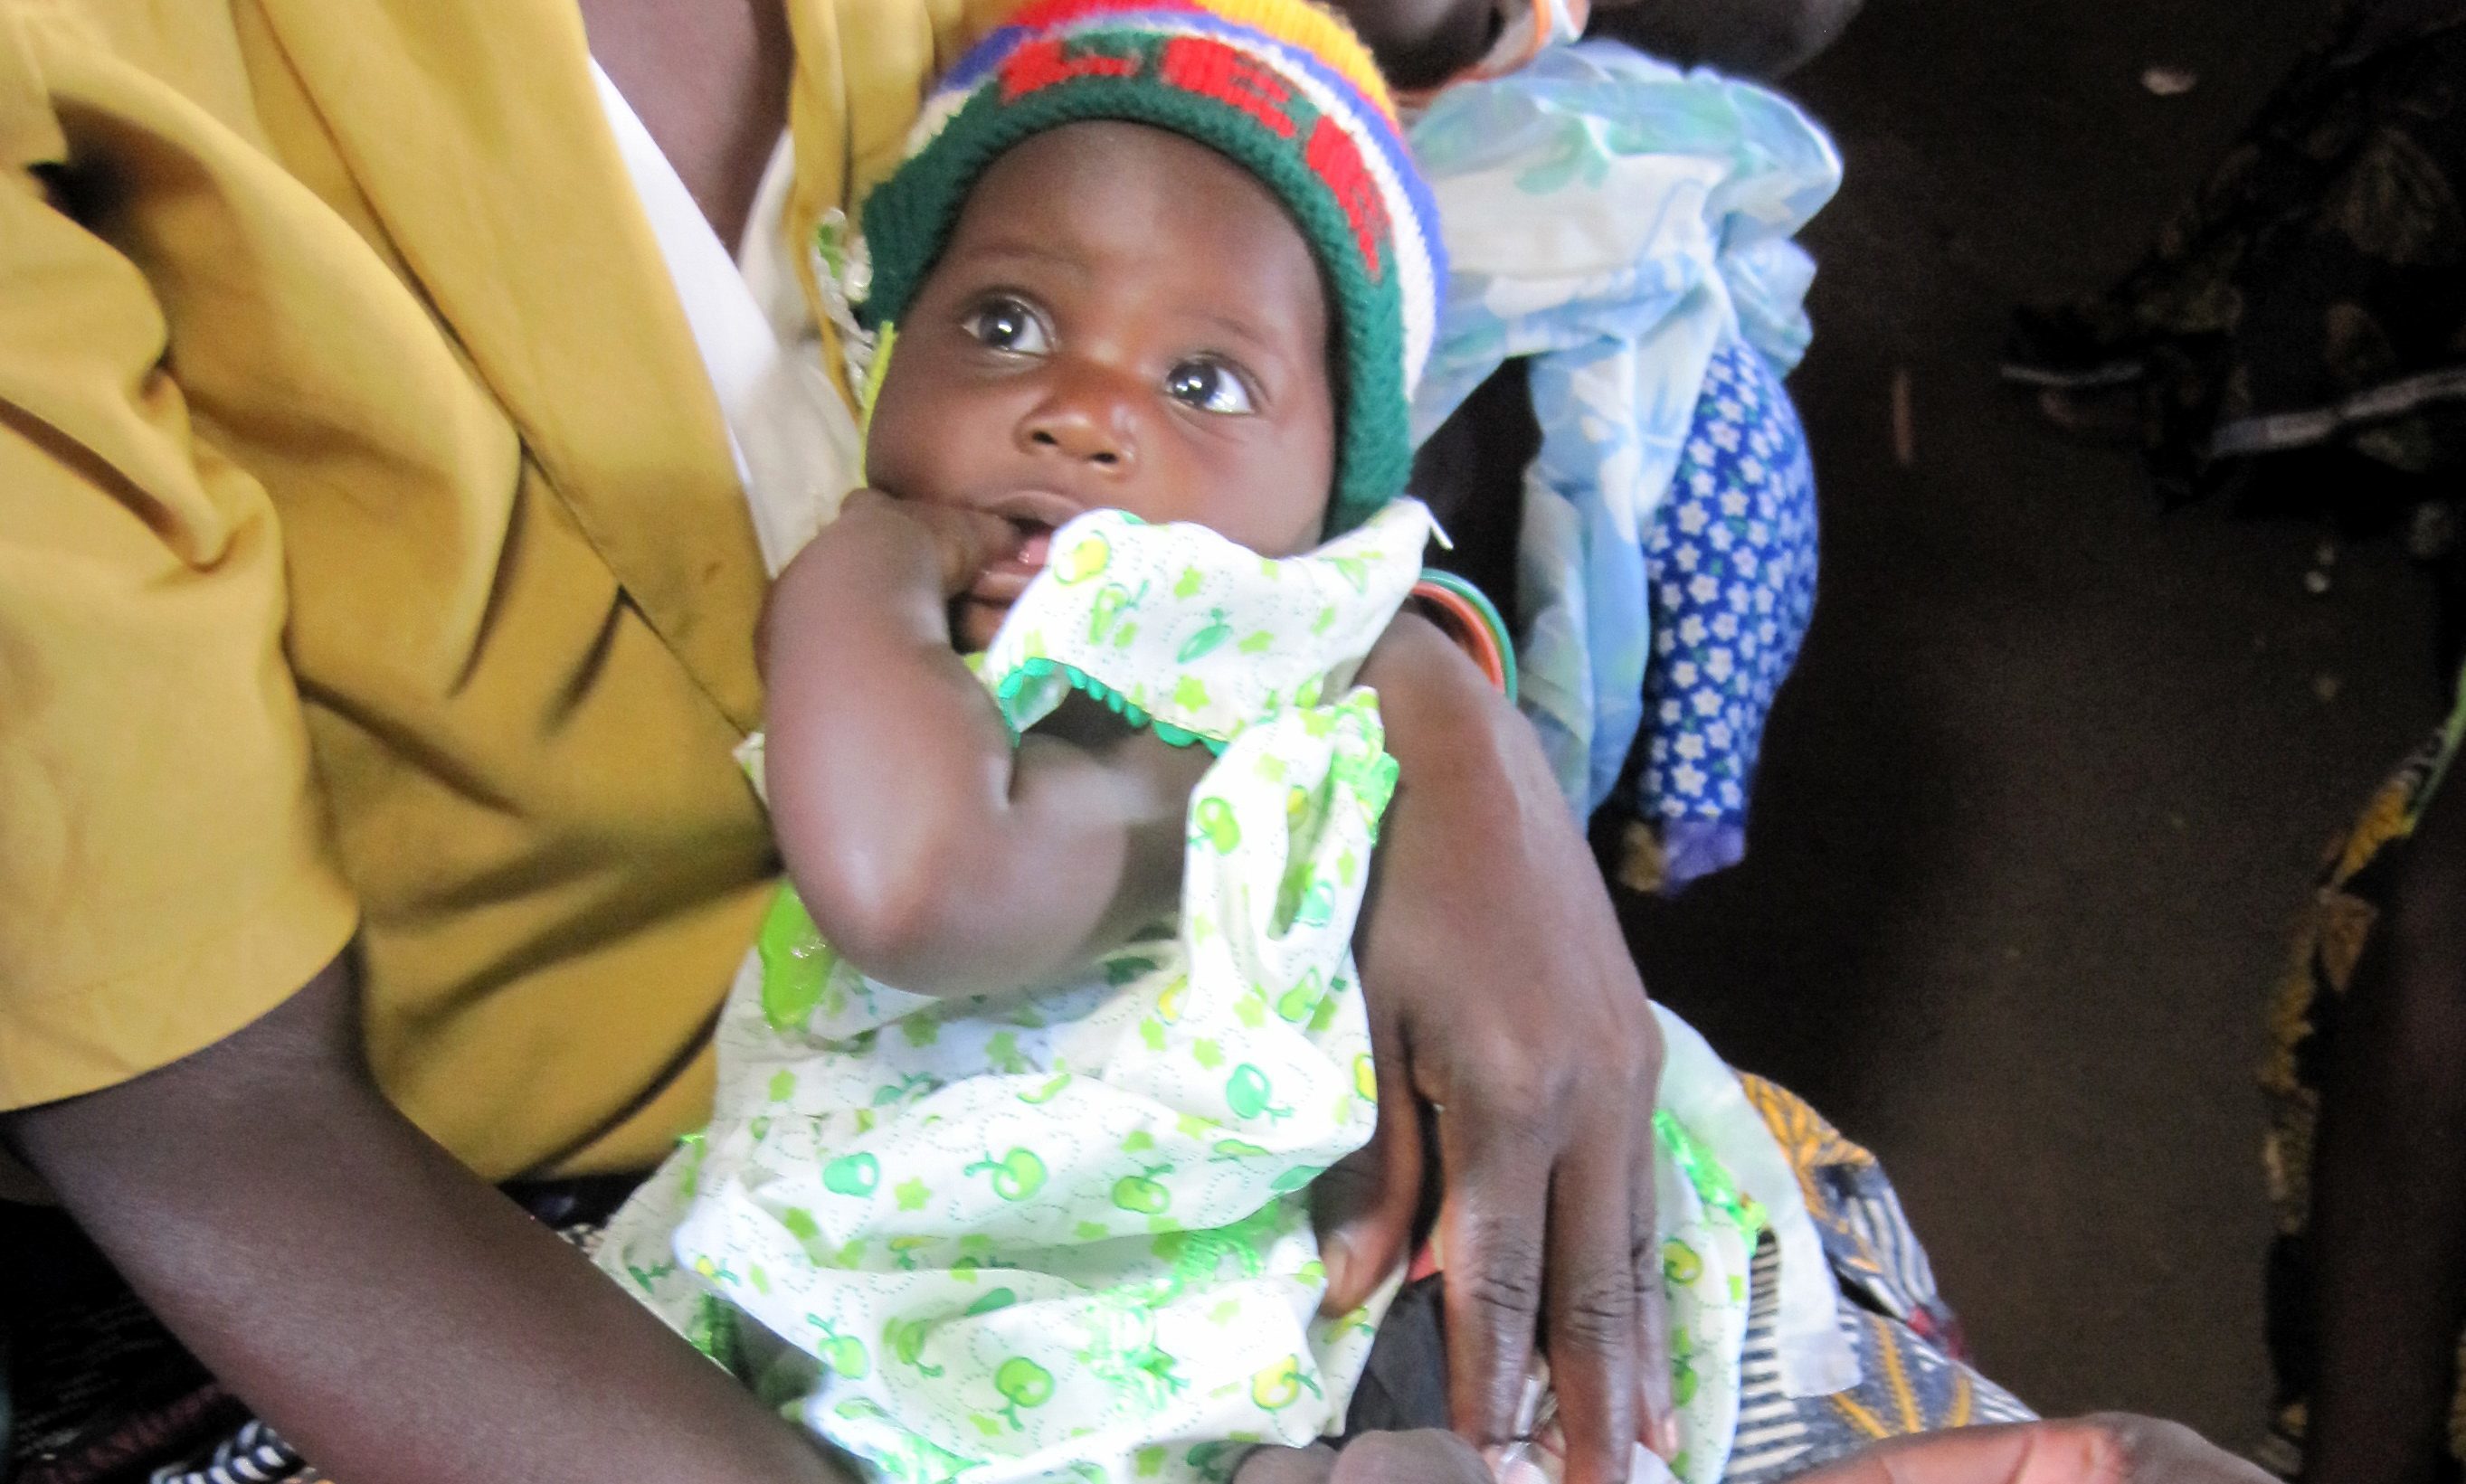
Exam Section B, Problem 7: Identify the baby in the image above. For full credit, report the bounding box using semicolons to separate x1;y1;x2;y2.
597;3;1768;1481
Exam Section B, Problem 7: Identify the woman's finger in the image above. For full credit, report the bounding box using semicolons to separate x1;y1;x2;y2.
1313;1007;1426;1314
2084;1414;2278;1484
1540;1113;1638;1484
1436;1086;1556;1450
1787;1425;2052;1484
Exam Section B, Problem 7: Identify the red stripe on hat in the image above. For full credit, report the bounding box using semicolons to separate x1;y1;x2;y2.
1304;112;1389;282
1158;35;1300;138
1001;33;1143;99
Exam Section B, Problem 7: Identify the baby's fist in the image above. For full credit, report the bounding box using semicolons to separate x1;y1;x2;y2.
839;487;1021;598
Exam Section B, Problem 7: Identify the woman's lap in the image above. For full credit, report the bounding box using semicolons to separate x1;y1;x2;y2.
2;1085;2026;1484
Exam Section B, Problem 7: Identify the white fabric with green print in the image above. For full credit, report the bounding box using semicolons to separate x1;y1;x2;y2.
598;501;1427;1484
596;497;1807;1484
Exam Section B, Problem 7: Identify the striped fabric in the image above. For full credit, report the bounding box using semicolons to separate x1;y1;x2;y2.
148;1422;300;1484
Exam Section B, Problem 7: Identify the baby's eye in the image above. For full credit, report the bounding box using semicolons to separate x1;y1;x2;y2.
1164;358;1257;415
964;297;1050;354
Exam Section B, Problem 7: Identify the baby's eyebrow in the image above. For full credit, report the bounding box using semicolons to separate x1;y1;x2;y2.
1183;307;1300;380
1193;307;1271;346
947;236;1095;280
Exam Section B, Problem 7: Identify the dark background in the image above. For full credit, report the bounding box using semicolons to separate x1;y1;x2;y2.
1622;0;2450;1440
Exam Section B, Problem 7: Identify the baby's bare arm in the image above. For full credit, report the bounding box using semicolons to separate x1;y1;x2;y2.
764;491;1209;995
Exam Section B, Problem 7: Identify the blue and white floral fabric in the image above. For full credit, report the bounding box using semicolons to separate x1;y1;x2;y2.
1406;42;1838;884
1630;337;1819;885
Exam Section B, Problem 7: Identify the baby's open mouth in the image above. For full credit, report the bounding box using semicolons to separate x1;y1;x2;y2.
964;490;1084;605
1011;519;1055;572
967;517;1058;605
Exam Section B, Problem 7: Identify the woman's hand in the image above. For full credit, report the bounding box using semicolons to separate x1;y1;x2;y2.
1586;0;1864;78
1789;1416;2277;1484
1322;0;1496;87
1318;614;1672;1484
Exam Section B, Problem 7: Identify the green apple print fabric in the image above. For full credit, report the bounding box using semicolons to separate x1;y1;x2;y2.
598;496;1810;1484
597;500;1431;1484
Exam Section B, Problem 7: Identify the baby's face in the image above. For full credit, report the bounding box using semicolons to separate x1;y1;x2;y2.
864;121;1338;650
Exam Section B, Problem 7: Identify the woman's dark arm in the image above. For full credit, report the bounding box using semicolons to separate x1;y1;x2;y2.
1790;1415;2275;1484
1317;614;1674;1484
2;956;848;1484
2302;772;2466;1484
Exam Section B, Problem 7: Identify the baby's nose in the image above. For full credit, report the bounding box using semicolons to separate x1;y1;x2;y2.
1019;373;1138;472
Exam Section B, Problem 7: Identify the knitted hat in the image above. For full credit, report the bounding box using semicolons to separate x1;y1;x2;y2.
851;0;1445;533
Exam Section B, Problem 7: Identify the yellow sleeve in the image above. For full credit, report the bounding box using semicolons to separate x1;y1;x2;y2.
784;0;1027;406
0;24;357;1111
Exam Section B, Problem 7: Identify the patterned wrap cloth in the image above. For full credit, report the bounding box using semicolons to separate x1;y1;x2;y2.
1618;336;1820;889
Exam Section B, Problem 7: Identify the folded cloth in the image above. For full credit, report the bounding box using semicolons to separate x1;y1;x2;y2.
1615;335;1819;893
1406;41;1839;849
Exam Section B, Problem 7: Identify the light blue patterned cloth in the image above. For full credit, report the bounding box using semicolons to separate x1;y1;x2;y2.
1407;43;1840;826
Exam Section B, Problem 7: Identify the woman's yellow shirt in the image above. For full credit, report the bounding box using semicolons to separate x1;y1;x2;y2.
0;0;1012;1179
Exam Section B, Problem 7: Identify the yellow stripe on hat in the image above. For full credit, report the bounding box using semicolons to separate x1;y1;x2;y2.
1181;0;1400;124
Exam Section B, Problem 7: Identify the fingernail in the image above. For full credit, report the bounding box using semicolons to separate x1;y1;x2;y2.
1317;1236;1354;1309
1485;1442;1546;1484
1654;1415;1682;1460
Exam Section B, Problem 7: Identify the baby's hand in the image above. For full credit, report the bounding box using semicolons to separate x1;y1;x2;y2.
1235;1432;1495;1484
838;488;1022;597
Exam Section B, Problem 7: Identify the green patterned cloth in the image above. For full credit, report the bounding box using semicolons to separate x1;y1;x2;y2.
597;499;1769;1484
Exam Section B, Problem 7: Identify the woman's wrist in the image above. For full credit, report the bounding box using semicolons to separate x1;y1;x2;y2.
1360;610;1494;720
